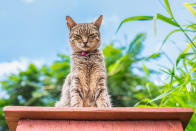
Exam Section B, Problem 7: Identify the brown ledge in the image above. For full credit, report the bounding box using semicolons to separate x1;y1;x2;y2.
3;106;193;131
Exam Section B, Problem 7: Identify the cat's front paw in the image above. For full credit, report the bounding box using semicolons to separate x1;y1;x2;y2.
55;101;67;107
70;100;83;107
96;101;111;108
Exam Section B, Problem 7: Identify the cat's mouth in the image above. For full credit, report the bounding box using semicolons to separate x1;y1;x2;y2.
82;47;89;52
81;45;90;51
81;43;88;48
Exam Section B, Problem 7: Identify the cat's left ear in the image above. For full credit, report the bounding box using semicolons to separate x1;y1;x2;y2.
93;15;103;29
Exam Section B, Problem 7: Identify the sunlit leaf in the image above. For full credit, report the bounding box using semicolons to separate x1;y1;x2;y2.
184;2;196;17
193;36;196;41
176;53;196;66
156;13;178;27
185;68;196;83
190;3;196;6
182;24;196;30
164;0;173;17
143;64;150;76
184;42;194;54
148;53;161;59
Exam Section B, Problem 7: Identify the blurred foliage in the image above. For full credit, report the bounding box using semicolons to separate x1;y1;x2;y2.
117;0;196;130
0;55;70;131
0;33;160;131
104;33;161;106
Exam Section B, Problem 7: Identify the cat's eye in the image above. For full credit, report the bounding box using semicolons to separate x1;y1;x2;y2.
74;34;82;39
88;34;97;38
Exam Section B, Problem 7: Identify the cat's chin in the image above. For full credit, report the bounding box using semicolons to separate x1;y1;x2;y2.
82;49;98;52
80;47;91;52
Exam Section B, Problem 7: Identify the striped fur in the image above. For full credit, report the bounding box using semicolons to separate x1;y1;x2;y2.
55;16;111;107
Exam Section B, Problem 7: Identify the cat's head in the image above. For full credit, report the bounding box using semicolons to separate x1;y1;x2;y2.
66;15;103;52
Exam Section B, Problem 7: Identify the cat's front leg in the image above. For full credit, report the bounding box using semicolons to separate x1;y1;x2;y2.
70;77;84;107
95;78;111;107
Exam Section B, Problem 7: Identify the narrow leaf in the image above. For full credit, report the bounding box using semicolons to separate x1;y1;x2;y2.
143;64;150;76
144;53;161;61
116;14;179;32
176;53;196;66
160;29;195;50
150;88;176;103
164;0;174;17
128;33;146;53
184;2;196;17
193;36;196;41
184;42;193;54
182;24;196;30
156;14;178;27
116;16;153;32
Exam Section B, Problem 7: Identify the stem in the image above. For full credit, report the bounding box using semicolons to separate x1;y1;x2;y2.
173;18;196;49
161;49;174;65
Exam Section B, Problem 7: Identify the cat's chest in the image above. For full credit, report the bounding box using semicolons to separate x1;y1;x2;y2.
71;54;104;71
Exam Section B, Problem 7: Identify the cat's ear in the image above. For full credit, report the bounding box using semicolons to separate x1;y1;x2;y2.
66;16;77;30
93;15;103;29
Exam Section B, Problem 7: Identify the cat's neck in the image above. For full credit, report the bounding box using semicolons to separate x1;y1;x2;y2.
72;49;100;56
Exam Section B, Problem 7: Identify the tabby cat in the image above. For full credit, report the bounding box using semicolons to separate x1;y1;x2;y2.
55;15;111;107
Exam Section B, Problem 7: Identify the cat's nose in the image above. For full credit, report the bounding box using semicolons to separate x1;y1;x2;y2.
83;42;88;46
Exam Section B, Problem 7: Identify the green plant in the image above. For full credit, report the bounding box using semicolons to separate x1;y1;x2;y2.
104;33;161;106
116;0;196;130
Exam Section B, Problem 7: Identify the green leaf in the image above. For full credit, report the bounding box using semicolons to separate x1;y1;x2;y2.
150;87;176;103
160;69;171;75
164;0;173;17
184;68;196;86
145;83;152;98
182;24;196;30
156;14;178;27
147;53;161;59
143;64;150;76
127;33;146;53
116;16;153;32
169;66;175;89
134;98;157;107
193;36;196;41
190;3;196;6
108;54;130;76
183;42;194;54
160;29;195;50
162;29;180;48
184;2;196;17
176;53;196;66
116;14;178;33
142;53;161;61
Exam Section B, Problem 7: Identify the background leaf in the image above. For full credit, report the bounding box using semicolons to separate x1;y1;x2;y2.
184;2;196;17
164;0;174;17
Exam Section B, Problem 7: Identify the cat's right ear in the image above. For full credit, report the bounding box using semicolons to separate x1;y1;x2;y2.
66;16;77;30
